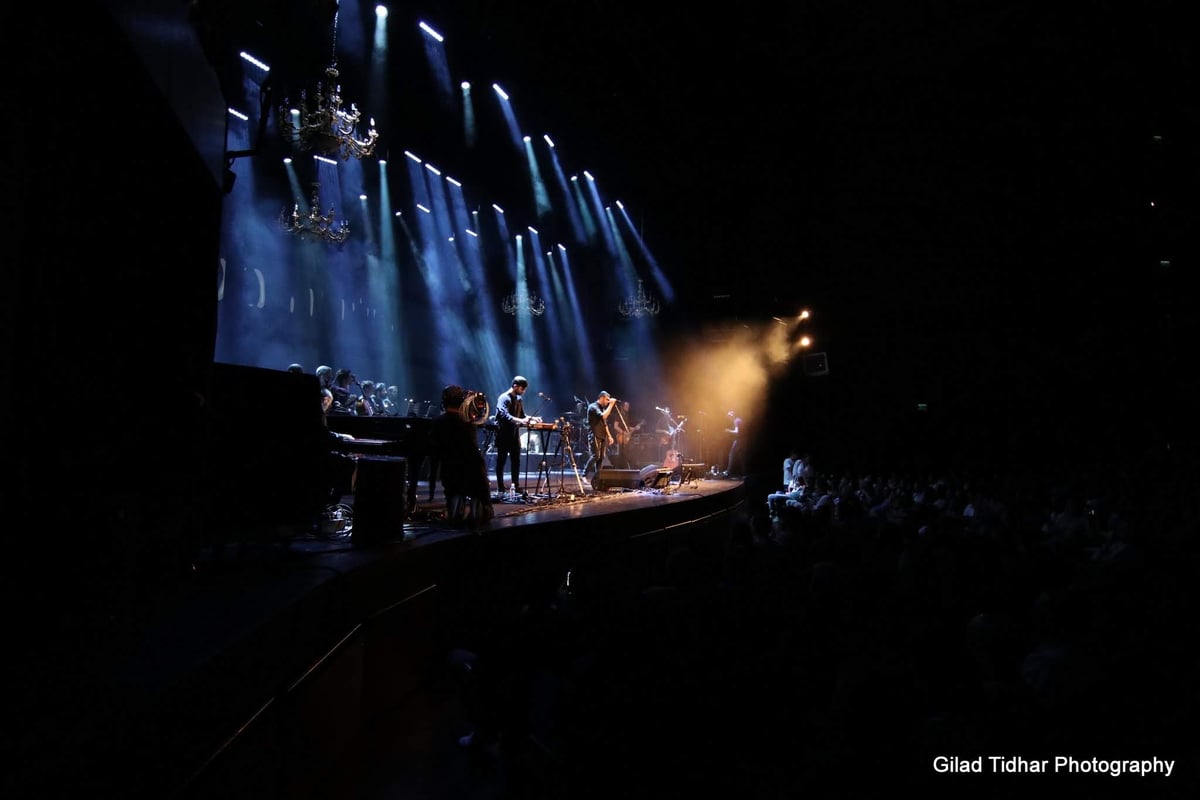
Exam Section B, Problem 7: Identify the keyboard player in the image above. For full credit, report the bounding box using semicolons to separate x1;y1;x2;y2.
494;375;541;498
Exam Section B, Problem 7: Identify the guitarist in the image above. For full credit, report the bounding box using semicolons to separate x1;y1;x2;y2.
582;390;619;484
610;401;643;468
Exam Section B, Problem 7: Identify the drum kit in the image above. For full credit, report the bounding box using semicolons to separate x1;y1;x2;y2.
561;410;585;453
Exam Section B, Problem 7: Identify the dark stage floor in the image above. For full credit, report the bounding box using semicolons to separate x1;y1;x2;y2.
9;468;746;799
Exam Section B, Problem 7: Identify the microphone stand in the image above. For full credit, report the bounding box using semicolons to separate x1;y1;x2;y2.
611;399;629;437
610;399;631;461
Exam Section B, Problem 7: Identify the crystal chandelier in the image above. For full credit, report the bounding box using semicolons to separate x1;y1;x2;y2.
277;12;379;160
280;183;349;244
502;291;546;316
618;279;660;318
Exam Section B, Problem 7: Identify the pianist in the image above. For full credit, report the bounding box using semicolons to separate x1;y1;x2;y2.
319;388;357;504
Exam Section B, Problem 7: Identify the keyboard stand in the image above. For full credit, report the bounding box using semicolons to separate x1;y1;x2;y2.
532;426;557;499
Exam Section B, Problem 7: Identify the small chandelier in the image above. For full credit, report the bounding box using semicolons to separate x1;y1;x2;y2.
502;291;546;316
280;183;349;244
619;279;660;318
277;13;378;160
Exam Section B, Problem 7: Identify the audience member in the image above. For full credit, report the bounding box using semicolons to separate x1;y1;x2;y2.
782;448;799;489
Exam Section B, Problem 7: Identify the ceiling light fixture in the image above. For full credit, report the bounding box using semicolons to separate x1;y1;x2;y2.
502;291;546;316
619;279;660;318
277;11;378;160
280;183;349;244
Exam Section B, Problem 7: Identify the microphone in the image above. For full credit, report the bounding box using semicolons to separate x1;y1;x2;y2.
538;392;553;400
655;406;668;413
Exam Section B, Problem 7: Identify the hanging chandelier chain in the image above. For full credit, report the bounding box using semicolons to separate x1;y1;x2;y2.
329;10;339;67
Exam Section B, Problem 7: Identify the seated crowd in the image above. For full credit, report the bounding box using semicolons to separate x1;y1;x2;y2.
442;446;1197;796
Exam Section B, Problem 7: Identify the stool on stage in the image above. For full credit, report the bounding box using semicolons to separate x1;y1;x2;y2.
353;456;408;544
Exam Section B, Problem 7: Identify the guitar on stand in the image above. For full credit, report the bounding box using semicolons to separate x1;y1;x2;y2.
654;406;686;474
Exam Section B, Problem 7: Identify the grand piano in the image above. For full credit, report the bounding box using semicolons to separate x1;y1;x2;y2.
326;413;437;512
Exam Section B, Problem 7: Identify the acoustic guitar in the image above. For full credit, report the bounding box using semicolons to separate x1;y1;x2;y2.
663;448;682;470
615;419;644;446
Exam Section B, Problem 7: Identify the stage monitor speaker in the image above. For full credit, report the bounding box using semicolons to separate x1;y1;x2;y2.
353;456;408;544
593;468;642;490
638;464;673;489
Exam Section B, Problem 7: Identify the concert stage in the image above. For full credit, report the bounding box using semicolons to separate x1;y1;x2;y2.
57;466;747;799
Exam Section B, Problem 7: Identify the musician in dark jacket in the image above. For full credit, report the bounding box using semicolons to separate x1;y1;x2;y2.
494;375;533;496
430;385;493;525
582;390;617;483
